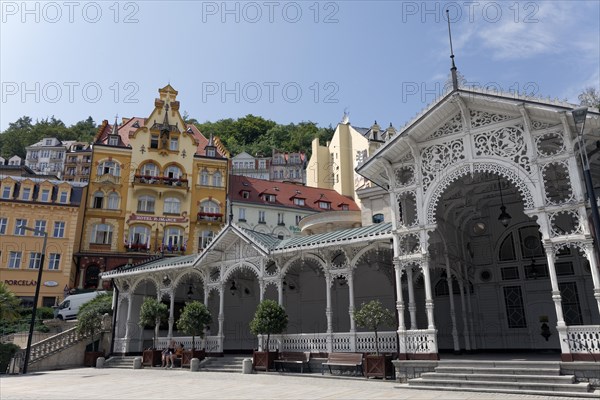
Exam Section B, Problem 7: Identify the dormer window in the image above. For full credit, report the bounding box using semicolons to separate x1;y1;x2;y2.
169;137;179;151
340;203;349;211
59;191;69;203
40;189;51;202
45;139;53;145
21;187;31;200
318;201;331;210
132;121;140;128
263;194;276;202
2;185;12;199
109;135;119;146
293;198;305;206
206;147;216;157
242;191;250;199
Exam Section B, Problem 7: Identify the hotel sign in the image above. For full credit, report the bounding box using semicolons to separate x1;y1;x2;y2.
127;213;189;224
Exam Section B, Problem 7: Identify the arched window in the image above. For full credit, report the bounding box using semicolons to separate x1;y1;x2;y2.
107;192;120;209
91;223;113;244
200;200;220;214
141;162;159;177
164;197;181;214
200;169;209;186
165;165;182;179
129;225;150;249
137;195;155;213
163;227;183;251
92;191;104;209
212;171;222;187
97;160;120;177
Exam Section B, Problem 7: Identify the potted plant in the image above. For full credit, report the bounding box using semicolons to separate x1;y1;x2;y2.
76;292;112;367
138;297;168;367
176;301;212;366
353;300;395;379
249;299;287;371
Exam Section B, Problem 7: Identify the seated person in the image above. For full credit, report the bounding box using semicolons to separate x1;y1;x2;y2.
163;340;175;368
170;343;184;368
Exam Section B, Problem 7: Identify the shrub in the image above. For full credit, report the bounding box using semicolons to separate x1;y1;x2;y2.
353;300;395;355
0;343;20;374
249;300;287;352
177;301;212;350
138;298;168;350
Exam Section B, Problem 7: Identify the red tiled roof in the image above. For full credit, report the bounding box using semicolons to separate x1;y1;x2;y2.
95;118;227;157
230;176;359;212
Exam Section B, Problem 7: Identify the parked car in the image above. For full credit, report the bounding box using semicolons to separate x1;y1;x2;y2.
54;291;107;320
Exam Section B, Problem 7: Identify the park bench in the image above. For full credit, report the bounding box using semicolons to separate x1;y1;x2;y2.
321;352;364;376
273;352;311;373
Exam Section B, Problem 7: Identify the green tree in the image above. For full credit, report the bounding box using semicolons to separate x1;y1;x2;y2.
353;300;395;355
176;301;212;350
0;282;21;322
69;117;97;143
138;297;168;349
76;293;112;352
249;300;288;351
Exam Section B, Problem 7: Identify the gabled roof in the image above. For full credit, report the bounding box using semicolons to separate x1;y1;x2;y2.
99;222;393;278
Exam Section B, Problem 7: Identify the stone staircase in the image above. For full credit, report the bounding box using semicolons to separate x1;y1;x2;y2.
407;360;598;398
104;356;138;369
202;355;247;373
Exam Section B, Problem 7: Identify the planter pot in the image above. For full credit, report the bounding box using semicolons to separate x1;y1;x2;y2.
84;351;105;367
182;349;206;367
252;351;278;372
364;354;394;380
142;349;162;367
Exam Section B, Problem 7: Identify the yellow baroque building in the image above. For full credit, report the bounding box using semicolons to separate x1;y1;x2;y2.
76;85;229;288
0;173;87;307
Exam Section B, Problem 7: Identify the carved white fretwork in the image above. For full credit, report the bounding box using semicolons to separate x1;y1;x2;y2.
470;110;514;128
535;130;566;158
473;125;530;173
428;113;463;139
394;165;416;188
421;139;465;191
426;163;536;224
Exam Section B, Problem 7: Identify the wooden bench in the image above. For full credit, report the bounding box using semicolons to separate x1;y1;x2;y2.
321;352;364;376
273;352;311;373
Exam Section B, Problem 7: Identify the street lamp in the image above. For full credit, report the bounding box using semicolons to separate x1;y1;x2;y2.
17;224;47;375
572;107;600;259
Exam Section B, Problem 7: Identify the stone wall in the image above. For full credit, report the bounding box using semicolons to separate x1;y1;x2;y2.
392;360;438;382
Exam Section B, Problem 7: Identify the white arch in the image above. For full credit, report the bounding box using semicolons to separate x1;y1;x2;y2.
172;269;205;290
424;159;540;225
280;252;326;276
222;261;261;282
130;276;160;295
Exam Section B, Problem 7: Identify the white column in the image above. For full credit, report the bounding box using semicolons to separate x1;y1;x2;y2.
422;261;435;330
394;260;406;331
457;277;471;351
259;280;265;302
584;245;600;316
218;286;225;352
444;254;460;353
325;274;333;353
167;290;175;339
124;294;134;341
348;274;356;333
203;285;209;306
278;280;284;306
545;246;570;356
407;266;417;329
462;261;476;350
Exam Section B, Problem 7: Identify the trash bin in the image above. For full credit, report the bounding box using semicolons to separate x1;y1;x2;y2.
242;358;253;374
190;358;200;372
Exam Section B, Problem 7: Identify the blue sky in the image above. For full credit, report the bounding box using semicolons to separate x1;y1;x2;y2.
1;1;599;132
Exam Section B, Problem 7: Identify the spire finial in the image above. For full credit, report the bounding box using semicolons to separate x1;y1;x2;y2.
446;9;459;91
111;115;119;135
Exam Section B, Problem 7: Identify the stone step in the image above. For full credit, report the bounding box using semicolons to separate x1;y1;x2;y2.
436;360;561;369
404;384;599;399
408;378;592;393
422;372;575;384
434;366;561;375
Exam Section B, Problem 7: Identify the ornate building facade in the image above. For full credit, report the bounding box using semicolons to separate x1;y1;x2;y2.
76;85;229;289
102;87;600;363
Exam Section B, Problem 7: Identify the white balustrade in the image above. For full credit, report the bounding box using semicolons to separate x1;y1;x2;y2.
28;327;86;364
405;330;437;353
158;336;221;353
565;325;600;353
356;331;398;353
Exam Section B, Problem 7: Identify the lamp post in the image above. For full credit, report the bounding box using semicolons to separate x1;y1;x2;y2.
572;107;600;258
17;224;48;374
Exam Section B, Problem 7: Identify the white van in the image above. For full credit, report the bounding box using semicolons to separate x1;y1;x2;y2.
54;291;107;320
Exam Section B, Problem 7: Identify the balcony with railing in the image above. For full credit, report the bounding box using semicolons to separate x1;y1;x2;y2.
197;212;224;223
133;174;189;189
124;243;151;252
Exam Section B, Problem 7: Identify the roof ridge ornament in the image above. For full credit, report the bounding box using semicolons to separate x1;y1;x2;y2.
446;9;459;91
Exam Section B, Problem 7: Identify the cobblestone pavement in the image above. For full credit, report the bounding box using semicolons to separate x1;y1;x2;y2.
0;368;583;400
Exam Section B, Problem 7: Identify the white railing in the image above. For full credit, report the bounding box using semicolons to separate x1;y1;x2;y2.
267;332;398;353
157;336;221;352
29;327;87;364
565;325;600;354
356;331;397;353
404;330;437;354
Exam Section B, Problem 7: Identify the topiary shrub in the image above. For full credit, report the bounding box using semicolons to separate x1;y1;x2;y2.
249;300;288;352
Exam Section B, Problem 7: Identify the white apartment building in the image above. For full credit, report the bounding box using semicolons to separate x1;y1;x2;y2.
25;138;75;179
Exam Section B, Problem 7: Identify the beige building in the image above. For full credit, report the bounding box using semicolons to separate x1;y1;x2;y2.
0;175;87;306
306;114;396;213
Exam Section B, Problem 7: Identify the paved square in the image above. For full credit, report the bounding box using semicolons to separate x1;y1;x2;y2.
0;368;583;400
